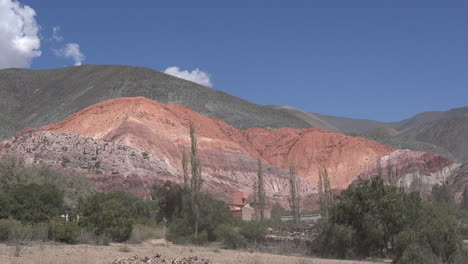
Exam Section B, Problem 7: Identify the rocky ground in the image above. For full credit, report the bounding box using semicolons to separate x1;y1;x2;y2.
0;240;386;264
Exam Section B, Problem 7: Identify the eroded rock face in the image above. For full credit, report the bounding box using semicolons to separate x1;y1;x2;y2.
356;149;463;198
0;130;314;209
2;97;399;208
41;97;394;189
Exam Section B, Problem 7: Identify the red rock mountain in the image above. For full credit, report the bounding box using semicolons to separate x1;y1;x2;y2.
1;97;395;208
42;97;394;188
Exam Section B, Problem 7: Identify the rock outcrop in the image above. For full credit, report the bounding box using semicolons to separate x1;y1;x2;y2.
356;149;466;199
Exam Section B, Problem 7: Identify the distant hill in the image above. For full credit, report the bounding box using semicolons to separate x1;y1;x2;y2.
0;65;310;141
272;105;468;161
400;116;468;161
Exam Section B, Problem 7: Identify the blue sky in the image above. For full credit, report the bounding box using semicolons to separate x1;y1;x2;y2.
3;0;468;121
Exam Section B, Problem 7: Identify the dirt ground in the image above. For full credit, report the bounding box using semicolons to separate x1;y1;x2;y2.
0;240;386;264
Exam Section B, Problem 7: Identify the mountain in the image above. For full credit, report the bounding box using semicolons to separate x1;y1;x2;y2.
400;116;468;161
1;97;396;208
1;63;467;171
272;105;468;161
269;105;395;134
0;65;310;141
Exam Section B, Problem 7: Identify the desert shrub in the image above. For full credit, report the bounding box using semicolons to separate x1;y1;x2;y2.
166;217;193;244
310;219;355;259
0;193;13;219
396;244;440;264
5;183;64;223
239;221;267;243
0;219;21;241
118;244;131;252
128;224;165;243
31;222;49;241
9;222;32;257
190;230;209;245
215;224;247;249
48;217;79;244
77;195;133;242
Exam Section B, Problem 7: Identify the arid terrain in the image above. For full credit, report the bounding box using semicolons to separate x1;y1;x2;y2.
0;241;386;264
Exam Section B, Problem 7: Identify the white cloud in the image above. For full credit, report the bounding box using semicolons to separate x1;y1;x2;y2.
0;0;41;69
52;26;63;42
164;66;212;87
54;43;85;66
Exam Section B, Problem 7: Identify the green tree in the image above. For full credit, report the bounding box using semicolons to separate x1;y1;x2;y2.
182;150;189;190
6;183;64;223
152;181;185;221
76;192;135;242
189;121;203;236
0;157;96;209
288;163;301;224
257;159;266;221
318;168;333;217
311;177;463;263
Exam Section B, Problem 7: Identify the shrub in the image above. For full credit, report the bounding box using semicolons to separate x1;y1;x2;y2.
310;219;355;259
118;244;131;252
0;218;20;241
166;217;193;244
396;244;440;264
9;222;32;257
31;222;49;241
215;224;247;249
190;230;208;245
239;221;267;243
48;217;79;244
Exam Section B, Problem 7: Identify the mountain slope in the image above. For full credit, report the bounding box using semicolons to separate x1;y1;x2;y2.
270;105;395;134
273;105;468;161
0;65;310;140
41;97;394;189
400;116;468;161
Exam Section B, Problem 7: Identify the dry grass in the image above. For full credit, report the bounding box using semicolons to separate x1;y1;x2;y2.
118;244;131;253
128;225;165;244
0;241;386;264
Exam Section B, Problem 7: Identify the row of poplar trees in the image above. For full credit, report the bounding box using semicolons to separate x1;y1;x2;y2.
253;160;333;224
183;121;333;227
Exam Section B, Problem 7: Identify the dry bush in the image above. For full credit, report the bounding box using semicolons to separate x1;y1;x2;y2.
118;244;131;252
128;224;165;244
9;222;32;257
32;222;49;241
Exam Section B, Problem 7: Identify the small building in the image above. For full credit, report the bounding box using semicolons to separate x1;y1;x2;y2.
227;192;271;221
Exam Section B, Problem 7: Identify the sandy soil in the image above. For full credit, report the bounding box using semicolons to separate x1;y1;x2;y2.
0;240;386;264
